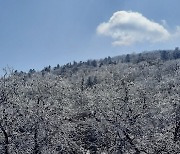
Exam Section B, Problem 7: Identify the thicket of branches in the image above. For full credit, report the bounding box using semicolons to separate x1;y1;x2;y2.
1;48;180;153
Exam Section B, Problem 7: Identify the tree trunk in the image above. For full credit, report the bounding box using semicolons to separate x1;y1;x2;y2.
174;121;180;142
123;130;141;154
0;123;9;154
33;124;41;154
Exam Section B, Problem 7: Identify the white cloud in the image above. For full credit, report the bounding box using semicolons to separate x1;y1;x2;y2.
97;11;171;46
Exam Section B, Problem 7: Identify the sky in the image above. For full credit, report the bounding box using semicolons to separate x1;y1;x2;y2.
0;0;180;73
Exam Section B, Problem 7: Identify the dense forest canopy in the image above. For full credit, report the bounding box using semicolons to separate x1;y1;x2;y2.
1;48;180;153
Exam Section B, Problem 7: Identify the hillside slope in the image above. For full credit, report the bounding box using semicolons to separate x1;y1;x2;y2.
1;49;180;153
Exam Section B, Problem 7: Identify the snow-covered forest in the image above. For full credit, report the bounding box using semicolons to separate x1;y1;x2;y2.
1;48;180;154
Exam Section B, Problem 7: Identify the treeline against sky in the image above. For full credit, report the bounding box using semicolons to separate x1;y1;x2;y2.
1;48;180;153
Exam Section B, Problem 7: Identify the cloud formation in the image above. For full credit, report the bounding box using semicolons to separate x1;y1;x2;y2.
97;11;171;46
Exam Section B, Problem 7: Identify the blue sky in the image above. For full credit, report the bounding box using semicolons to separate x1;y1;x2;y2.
0;0;180;73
